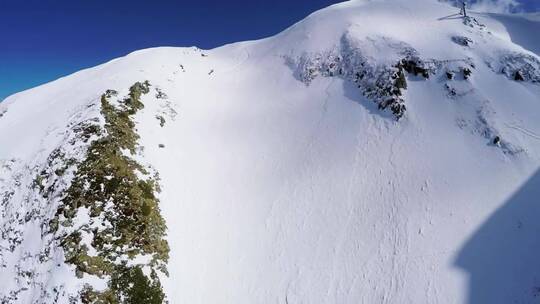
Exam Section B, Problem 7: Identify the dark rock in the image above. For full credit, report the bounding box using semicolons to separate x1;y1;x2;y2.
395;68;408;90
391;103;406;120
452;36;473;47
514;71;524;81
498;53;540;83
401;59;430;78
463;68;472;80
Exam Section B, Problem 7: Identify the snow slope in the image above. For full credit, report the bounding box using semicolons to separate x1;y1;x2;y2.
485;12;540;56
1;0;540;303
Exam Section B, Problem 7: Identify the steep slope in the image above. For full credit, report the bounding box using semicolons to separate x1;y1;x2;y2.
1;0;540;303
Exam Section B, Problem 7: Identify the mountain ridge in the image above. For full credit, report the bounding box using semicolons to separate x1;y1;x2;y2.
1;0;540;303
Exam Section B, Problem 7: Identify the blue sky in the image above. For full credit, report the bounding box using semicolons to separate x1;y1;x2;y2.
0;0;538;101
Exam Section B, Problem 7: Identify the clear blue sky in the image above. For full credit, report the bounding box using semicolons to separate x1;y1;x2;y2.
0;0;538;101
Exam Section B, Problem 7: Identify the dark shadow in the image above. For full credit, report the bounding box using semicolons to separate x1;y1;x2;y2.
438;13;463;21
455;169;540;303
486;13;540;56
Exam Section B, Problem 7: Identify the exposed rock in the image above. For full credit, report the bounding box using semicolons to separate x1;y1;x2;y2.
463;16;487;31
400;58;430;78
496;52;540;83
452;36;473;47
463;67;472;80
514;71;525;81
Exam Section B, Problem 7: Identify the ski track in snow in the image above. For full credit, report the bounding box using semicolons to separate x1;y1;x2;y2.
505;123;540;140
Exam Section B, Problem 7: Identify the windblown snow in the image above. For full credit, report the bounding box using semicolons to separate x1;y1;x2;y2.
1;0;540;303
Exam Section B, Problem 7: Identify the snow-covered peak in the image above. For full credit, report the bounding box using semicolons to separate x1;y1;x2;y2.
1;1;540;303
260;0;521;57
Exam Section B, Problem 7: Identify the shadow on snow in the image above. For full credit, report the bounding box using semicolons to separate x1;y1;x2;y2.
455;169;540;303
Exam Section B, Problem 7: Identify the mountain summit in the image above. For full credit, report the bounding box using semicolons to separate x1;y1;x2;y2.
1;0;540;303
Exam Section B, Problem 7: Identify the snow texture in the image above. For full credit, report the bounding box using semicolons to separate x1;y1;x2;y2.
1;0;540;303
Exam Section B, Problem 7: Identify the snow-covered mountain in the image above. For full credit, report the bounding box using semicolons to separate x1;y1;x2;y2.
1;0;540;303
